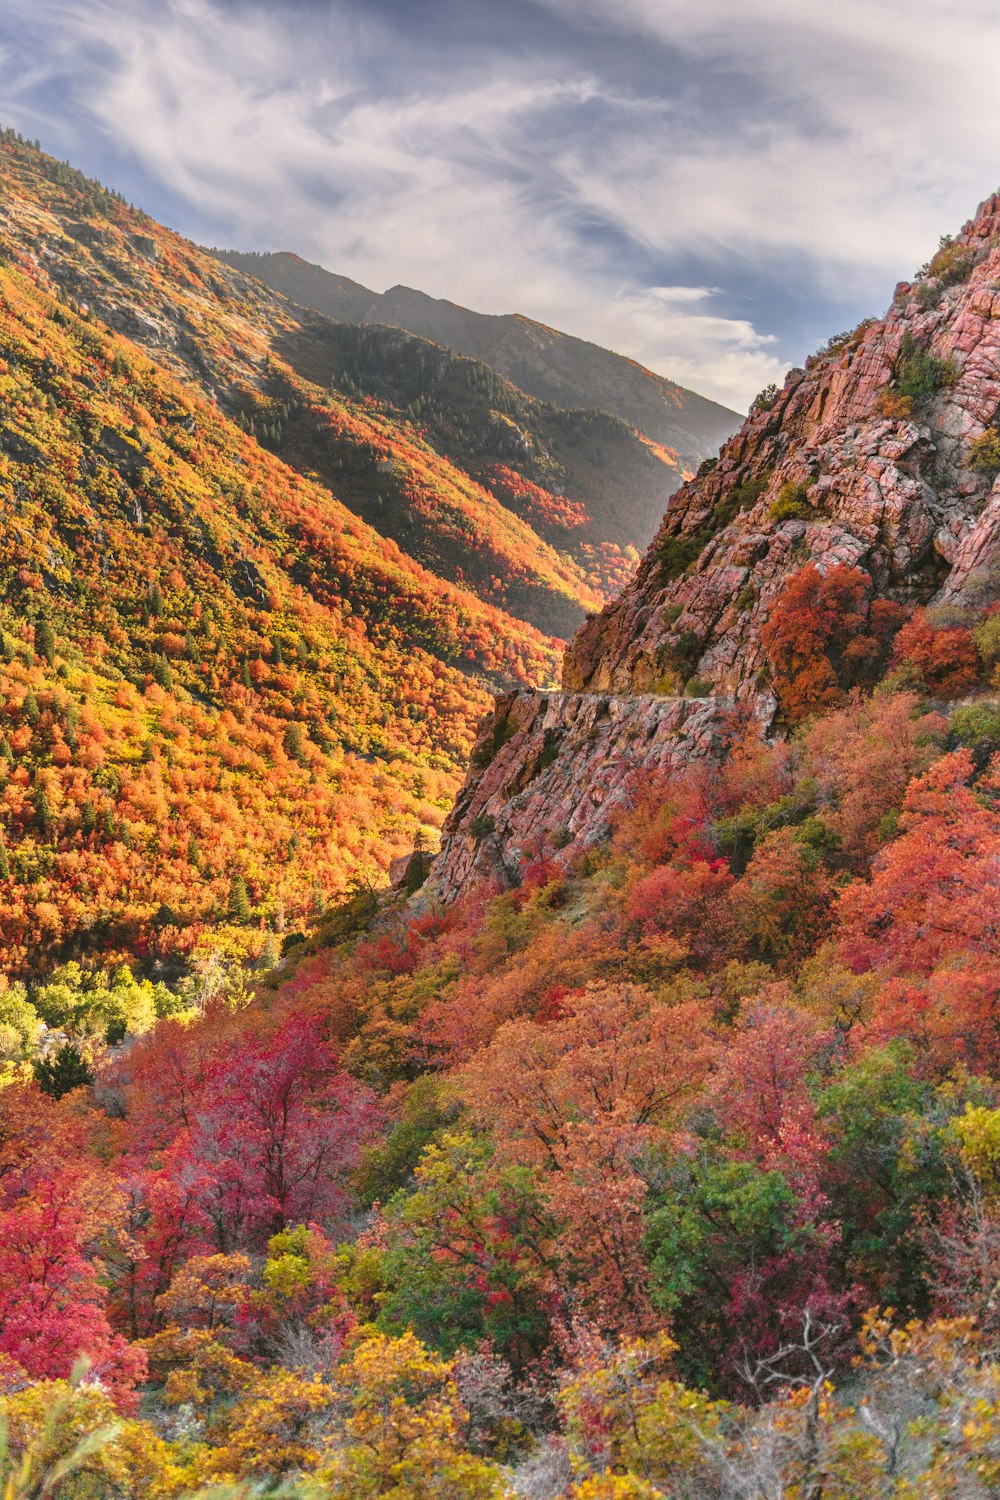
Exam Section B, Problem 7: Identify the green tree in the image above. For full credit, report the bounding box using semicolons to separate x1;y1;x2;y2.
227;875;252;925
34;1044;94;1098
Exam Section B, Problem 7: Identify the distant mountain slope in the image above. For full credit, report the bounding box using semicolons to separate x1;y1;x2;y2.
0;139;609;638
216;250;740;465
0;127;573;969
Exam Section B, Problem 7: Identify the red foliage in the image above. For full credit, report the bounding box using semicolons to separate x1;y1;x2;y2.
761;564;904;722
838;749;1000;1068
891;609;980;697
0;1086;144;1405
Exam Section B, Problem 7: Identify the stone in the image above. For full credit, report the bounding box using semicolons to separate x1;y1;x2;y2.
431;192;1000;902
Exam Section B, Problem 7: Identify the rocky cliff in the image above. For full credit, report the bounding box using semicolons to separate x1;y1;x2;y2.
430;192;1000;899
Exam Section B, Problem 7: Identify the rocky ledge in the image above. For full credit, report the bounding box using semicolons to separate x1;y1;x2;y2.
427;689;735;902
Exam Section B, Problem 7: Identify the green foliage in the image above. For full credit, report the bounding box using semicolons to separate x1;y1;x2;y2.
768;480;812;523
33;1042;94;1098
927;236;978;286
376;1130;553;1370
227;876;253;925
355;1076;456;1207
28;961;171;1044
815;1045;977;1310
646;1155;801;1388
965;427;1000;476
656;474;769;582
750;383;780;413
950;701;1000;765
894;330;957;408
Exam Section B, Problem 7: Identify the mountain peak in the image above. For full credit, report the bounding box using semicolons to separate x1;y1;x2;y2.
430;192;1000;899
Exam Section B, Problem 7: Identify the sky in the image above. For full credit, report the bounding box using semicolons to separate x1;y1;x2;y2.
2;0;1000;411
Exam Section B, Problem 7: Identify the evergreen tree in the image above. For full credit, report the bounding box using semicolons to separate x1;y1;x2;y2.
36;616;56;666
228;875;252;924
34;1043;94;1099
34;785;52;834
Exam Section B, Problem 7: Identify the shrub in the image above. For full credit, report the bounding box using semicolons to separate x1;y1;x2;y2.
927;237;977;286
965;427;1000;476
894;331;957;408
877;389;913;420
683;676;711;698
656;474;770;581
751;383;780;413
761;564;905;723
469;813;495;839
769;481;812;523
891;609;981;698
950;702;1000;766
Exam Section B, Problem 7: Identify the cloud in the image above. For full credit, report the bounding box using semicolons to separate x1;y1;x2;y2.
2;0;1000;409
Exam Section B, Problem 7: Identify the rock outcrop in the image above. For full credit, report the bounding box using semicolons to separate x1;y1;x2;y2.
430;192;1000;899
564;194;1000;706
428;689;735;902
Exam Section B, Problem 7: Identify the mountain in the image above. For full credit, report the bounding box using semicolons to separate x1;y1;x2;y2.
0;127;599;969
8;172;1000;1497
430;192;1000;898
0;143;623;640
216;249;740;469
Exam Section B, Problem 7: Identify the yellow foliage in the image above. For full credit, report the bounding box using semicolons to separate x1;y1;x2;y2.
949;1103;1000;1193
196;1368;336;1484
318;1331;509;1498
0;1375;192;1499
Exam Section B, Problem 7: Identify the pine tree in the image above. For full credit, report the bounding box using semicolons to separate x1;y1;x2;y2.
228;875;252;924
36;616;56;666
34;785;52;833
34;1043;94;1098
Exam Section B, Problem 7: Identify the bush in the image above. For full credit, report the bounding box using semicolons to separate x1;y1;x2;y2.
927;237;977;286
656;474;770;581
769;481;812;523
683;676;711;698
891;609;980;698
966;428;1000;477
750;383;780;413
950;702;1000;765
894;331;957;408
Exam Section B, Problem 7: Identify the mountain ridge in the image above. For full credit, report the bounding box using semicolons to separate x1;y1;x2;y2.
429;190;1000;899
214;247;740;463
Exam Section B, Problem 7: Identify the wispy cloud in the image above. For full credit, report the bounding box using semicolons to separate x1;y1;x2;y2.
1;0;999;408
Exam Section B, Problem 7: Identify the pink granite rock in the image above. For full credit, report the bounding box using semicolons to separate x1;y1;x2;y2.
431;194;1000;902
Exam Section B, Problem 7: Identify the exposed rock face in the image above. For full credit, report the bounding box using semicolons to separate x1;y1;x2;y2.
430;193;1000;900
564;194;1000;705
428;689;735;903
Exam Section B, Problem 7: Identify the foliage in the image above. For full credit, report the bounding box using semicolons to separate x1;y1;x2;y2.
760;564;905;723
768;480;812;523
966;426;1000;476
892;330;957;408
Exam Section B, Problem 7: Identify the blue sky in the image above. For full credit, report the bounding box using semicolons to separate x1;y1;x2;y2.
2;0;999;409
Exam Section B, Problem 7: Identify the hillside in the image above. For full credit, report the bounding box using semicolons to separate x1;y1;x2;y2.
0;133;630;636
432;191;1000;895
0;130;580;973
8;191;1000;1496
217;247;740;469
